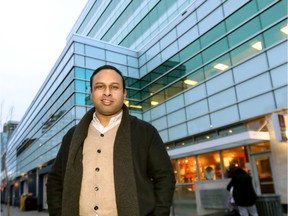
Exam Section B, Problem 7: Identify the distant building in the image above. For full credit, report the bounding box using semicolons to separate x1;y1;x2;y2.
1;121;18;203
3;0;287;214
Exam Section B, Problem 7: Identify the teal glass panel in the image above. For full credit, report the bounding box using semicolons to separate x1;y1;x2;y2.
126;89;142;100
202;38;229;63
260;1;287;28
225;1;257;31
120;1;174;47
180;40;201;61
85;81;91;93
75;80;86;92
74;67;86;79
256;0;276;11
165;80;184;99
263;20;288;48
102;0;141;41
170;53;180;65
86;69;93;80
75;93;88;105
151;91;165;106
183;69;205;89
182;54;203;74
204;54;231;79
230;35;265;65
228;17;261;48
200;22;226;48
142;99;151;111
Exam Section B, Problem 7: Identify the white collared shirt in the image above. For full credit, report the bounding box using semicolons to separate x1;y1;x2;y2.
91;110;122;134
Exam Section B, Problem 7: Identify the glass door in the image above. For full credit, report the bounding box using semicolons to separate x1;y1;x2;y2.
251;153;275;194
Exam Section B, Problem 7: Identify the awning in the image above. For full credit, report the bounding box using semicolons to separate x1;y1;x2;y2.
168;131;270;159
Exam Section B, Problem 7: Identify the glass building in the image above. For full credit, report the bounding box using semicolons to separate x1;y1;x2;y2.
1;0;287;214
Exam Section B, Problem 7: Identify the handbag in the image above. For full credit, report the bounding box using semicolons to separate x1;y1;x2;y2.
226;187;236;212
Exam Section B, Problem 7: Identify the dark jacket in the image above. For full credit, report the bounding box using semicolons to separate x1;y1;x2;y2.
227;169;258;207
47;105;176;216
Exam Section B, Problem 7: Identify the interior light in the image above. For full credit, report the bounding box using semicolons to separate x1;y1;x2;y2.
252;41;263;50
129;105;142;109
213;63;229;71
206;136;210;139
184;79;198;86
280;25;288;35
151;101;159;106
228;129;233;133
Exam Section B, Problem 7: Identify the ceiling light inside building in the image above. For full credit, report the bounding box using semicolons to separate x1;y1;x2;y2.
213;63;228;71
280;25;288;35
151;100;159;106
184;79;198;86
252;41;263;50
130;105;142;109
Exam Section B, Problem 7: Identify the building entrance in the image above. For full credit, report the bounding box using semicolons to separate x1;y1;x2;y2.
251;153;275;195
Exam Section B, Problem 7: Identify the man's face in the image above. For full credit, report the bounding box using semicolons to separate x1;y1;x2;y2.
90;69;126;121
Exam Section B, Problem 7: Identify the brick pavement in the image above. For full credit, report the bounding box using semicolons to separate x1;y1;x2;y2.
1;204;48;216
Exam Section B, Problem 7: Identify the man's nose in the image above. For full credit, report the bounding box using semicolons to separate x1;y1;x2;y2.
103;87;111;96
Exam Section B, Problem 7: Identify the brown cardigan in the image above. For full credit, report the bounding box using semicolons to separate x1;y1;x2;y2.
47;105;176;216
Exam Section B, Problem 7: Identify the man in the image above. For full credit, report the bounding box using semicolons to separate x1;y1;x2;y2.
47;65;176;216
227;168;258;216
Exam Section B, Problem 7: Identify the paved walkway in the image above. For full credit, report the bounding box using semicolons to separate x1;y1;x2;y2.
0;204;233;216
1;205;48;216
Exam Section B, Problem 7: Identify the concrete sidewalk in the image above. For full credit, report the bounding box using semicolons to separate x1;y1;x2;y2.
1;205;48;216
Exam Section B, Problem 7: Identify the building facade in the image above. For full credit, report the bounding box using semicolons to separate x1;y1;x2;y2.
1;0;287;214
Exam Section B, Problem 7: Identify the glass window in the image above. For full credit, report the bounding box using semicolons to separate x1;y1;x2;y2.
225;1;257;31
177;156;198;183
222;147;249;178
246;117;268;131
200;22;226;48
230;35;265;65
228;17;262;48
75;80;86;92
202;38;229;63
250;142;271;153
198;152;222;180
264;21;288;48
183;69;204;89
259;1;286;28
179;40;201;61
182;54;203;75
75;93;88;106
164;80;183;99
256;0;275;10
74;67;86;79
204;54;231;79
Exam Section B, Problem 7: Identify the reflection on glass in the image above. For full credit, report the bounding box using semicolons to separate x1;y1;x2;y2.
176;156;197;183
198;152;221;180
222;147;248;178
255;156;275;194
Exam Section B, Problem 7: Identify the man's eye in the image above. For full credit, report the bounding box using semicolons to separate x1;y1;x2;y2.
111;85;119;90
95;85;104;90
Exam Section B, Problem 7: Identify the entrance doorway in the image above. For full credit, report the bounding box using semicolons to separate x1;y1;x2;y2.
251;153;275;195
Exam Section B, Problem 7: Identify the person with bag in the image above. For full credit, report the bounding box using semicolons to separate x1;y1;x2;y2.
227;168;258;216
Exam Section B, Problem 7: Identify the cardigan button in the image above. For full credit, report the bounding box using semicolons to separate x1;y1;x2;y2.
95;167;100;172
94;205;98;210
100;133;104;137
97;149;101;153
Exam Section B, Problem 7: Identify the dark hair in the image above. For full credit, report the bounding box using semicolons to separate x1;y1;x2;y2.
90;65;126;92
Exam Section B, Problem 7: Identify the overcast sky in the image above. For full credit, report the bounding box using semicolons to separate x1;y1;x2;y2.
0;0;87;129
